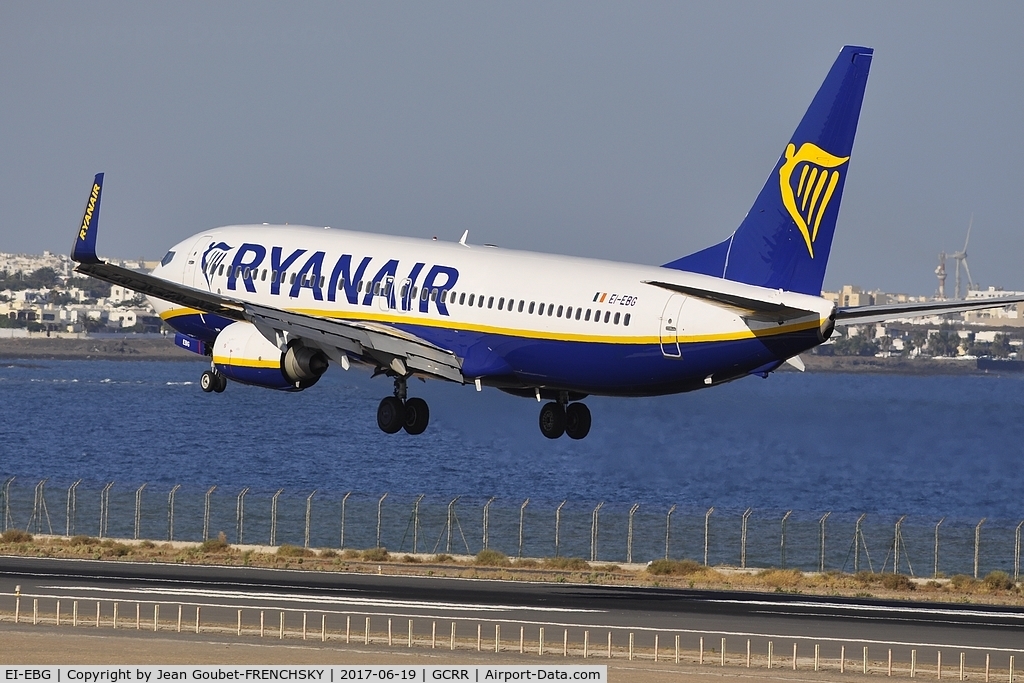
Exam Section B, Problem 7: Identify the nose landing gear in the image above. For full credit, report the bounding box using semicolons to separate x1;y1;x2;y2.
539;397;591;440
376;376;430;435
200;369;227;393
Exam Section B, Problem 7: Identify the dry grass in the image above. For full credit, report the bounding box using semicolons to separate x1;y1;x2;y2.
1;534;1021;606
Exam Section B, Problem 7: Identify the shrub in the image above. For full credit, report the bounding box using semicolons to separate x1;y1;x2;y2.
758;569;804;588
68;535;97;546
104;543;131;557
594;564;620;572
278;544;314;557
475;549;511;567
853;571;878;585
362;547;390;562
950;574;976;590
319;548;338;558
401;555;422;563
880;573;915;591
648;559;704;576
543;557;590;571
983;571;1014;591
342;549;361;559
432;554;455;564
514;558;539;568
1;530;33;543
201;532;230;552
139;540;156;549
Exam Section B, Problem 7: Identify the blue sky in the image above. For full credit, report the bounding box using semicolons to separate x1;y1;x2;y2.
2;2;1022;294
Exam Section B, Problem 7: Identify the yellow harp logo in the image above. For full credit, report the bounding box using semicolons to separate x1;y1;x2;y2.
779;142;849;258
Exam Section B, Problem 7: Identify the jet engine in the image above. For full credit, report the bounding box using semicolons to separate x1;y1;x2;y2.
212;321;328;390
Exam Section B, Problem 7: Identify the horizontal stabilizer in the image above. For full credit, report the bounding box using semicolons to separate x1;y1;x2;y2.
643;280;818;322
836;296;1024;326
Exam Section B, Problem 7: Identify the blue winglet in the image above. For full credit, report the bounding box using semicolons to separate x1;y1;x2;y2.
71;173;104;264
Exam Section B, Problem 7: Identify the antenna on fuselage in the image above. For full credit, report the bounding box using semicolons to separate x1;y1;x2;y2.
459;230;469;247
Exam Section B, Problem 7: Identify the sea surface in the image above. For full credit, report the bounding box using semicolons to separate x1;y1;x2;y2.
1;358;1022;572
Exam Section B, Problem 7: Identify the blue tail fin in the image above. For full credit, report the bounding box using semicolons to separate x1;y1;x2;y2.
664;46;873;295
71;173;104;264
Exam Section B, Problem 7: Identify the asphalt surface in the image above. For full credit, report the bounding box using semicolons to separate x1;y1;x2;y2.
1;556;1022;669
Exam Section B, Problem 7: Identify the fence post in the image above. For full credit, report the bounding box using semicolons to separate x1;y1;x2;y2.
780;510;792;568
482;497;494;552
270;489;283;546
414;494;425;553
704;507;714;566
518;498;529;558
741;508;752;568
1015;520;1023;583
555;500;567;557
305;490;318;548
66;479;82;537
627;503;640;564
203;485;217;540
854;513;868;572
935;517;944;578
28;478;52;534
377;492;388;548
99;481;114;538
819;511;831;572
340;491;351;549
167;484;180;541
590;502;604;562
2;477;14;531
134;484;147;540
974;518;986;579
665;504;676;560
894;515;906;574
236;487;250;544
447;496;461;554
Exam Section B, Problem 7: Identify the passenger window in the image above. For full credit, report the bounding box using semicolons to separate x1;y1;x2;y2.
604;311;610;323
566;306;572;318
357;280;364;293
459;293;466;305
547;304;554;316
431;288;438;301
518;301;524;313
421;288;429;301
270;270;277;283
575;308;581;320
218;265;224;276
440;290;447;303
538;302;544;315
585;309;591;321
338;276;345;289
498;297;505;309
373;281;381;295
478;295;484;308
556;305;563;317
290;273;296;285
319;276;325;289
261;269;267;281
529;302;535;314
624;313;631;326
614;312;620;325
487;297;494;309
242;267;250;279
468;294;475;306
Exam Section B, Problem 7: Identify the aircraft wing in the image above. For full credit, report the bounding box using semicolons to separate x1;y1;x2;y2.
835;296;1024;326
70;175;464;383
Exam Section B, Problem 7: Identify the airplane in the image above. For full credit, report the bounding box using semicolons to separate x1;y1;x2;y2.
69;45;1024;440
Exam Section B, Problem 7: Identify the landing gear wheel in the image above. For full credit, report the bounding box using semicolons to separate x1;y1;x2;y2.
403;397;430;435
377;396;406;434
565;402;592;440
539;402;566;439
213;373;227;393
200;370;216;393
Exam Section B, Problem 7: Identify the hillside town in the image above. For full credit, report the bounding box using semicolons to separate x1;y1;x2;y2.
1;251;1023;359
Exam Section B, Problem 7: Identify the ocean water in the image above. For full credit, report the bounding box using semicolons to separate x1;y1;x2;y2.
1;358;1022;572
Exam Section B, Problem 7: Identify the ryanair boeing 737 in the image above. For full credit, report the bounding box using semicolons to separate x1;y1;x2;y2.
69;46;1024;439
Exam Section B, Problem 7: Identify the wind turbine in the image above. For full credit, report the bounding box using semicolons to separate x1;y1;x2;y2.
951;216;974;299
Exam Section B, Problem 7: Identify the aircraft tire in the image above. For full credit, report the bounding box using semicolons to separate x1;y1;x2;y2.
200;370;216;393
565;402;591;440
539;402;566;439
403;397;430;435
213;373;227;393
377;396;406;434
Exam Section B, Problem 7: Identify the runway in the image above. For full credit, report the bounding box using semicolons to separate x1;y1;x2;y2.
1;555;1021;669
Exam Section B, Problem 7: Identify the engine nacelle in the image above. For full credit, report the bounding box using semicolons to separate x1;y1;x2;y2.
212;321;328;391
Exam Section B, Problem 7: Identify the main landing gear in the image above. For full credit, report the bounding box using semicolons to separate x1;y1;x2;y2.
539;399;591;440
377;376;430;435
200;369;227;393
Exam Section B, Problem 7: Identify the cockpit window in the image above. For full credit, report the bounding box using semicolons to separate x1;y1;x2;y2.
160;251;175;266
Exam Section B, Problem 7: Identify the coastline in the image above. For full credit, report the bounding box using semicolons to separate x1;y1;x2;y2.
0;337;1012;375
